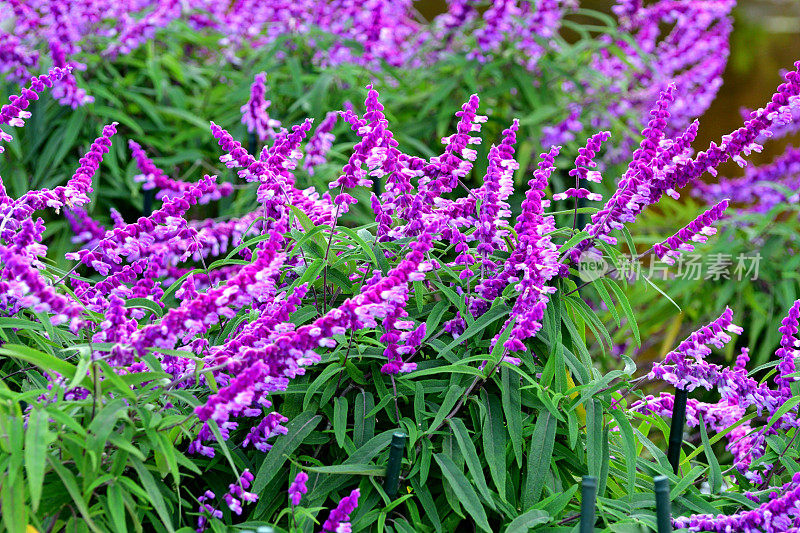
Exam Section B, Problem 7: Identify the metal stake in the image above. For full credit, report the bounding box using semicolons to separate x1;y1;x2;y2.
654;475;672;533
384;432;406;498
667;388;688;474
248;132;257;158
142;188;154;217
580;475;597;533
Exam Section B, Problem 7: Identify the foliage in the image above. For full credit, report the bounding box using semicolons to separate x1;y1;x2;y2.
1;2;800;533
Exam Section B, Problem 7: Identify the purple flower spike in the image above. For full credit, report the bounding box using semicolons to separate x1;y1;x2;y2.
673;472;800;532
553;130;610;202
495;146;562;353
649;307;742;392
289;471;308;506
0;66;73;152
775;300;800;401
129;140;233;204
224;469;257;516
241;72;282;142
321;488;360;533
196;490;222;533
474;119;519;261
305;111;338;175
653;199;729;265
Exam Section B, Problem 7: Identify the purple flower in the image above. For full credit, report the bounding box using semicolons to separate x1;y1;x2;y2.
573;61;800;258
129;140;233;204
0;67;73;152
552;130;610;202
224;469;257;515
289;471;308;506
196;490;223;533
241;72;282;142
321;488;360;533
648;307;742;391
653;199;729;265
673;472;800;532
305;111;338;175
694;145;800;213
497;146;562;353
474;120;519;262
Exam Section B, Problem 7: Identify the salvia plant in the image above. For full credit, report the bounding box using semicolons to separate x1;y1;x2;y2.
0;0;735;221
2;2;800;533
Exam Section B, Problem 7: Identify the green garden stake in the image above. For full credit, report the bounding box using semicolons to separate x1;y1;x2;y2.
667;388;688;474
384;431;406;499
654;475;672;533
580;475;597;533
143;188;154;217
248;132;257;158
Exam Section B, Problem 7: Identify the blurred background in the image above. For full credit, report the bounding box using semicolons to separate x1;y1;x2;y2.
417;0;800;166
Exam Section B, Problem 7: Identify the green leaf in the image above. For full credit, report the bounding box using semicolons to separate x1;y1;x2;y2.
0;343;77;380
333;396;348;449
524;410;556;509
433;454;492;533
506;509;551;533
337;226;379;268
765;395;800;433
24;408;52;511
427;385;465;436
670;465;705;500
448;418;495;509
558;230;592;257
698;414;722;494
605;279;641;346
130;457;176;532
608;405;637;495
593;278;620;326
1;465;27;533
423;300;450;341
353;391;376;448
106;484;129;533
87;398;127;459
296;463;384;476
410;480;442;533
125;298;164;318
406;364;483;379
482;394;507;500
253;413;322;493
48;457;103;532
502;367;523;467
586;399;604;478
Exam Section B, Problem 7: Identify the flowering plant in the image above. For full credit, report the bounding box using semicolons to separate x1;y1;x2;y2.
1;44;800;532
3;2;800;532
1;0;732;225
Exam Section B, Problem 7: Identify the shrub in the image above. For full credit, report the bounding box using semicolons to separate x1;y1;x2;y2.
2;54;800;531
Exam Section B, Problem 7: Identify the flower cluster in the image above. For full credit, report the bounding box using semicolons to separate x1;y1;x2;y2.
0;67;73;152
129;140;234;205
241;72;282;142
551;131;610;202
288;471;308;506
4;45;800;532
694;144;800;214
653;200;730;265
322;488;360;533
673;472;800;532
639;300;800;486
572;62;800;258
